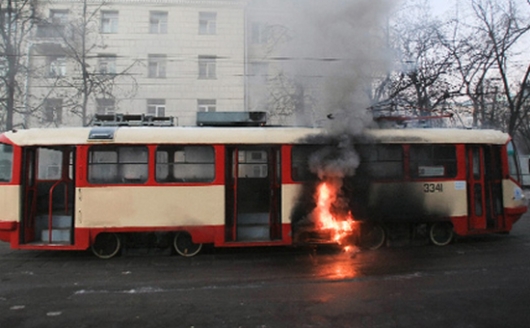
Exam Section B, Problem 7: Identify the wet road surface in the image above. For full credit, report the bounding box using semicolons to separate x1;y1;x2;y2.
1;214;530;328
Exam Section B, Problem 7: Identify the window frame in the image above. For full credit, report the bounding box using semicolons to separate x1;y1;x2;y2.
357;144;404;181
97;54;117;74
197;99;216;112
149;11;168;34
88;145;149;184
198;55;216;79
147;99;166;117
148;54;167;78
96;98;116;115
44;98;63;124
251;22;269;44
409;144;458;179
291;145;322;182
46;55;67;78
100;10;118;34
155;145;216;183
0;143;14;183
199;11;217;35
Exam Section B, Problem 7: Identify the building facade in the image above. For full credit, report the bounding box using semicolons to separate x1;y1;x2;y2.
17;0;384;129
25;0;251;127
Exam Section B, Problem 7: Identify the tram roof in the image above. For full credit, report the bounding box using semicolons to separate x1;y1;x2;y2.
364;128;510;144
1;126;510;146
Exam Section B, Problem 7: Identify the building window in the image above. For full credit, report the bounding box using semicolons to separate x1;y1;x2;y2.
88;146;148;184
148;54;167;78
156;146;215;183
44;98;63;123
199;12;216;35
50;9;68;25
96;98;116;115
197;99;216;112
101;11;118;34
150;11;168;34
46;56;66;77
97;54;116;74
147;99;166;117
198;55;216;79
251;22;269;44
37;9;68;38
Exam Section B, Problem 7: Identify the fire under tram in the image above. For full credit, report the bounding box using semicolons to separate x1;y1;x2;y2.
0;113;526;259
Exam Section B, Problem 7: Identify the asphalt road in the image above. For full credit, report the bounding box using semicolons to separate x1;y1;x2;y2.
1;212;530;328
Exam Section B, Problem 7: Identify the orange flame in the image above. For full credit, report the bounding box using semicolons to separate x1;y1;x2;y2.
314;181;357;245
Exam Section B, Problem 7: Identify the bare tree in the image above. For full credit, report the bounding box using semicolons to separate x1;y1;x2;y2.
265;72;317;125
0;0;36;131
384;1;454;121
468;0;530;135
439;6;496;128
31;0;138;127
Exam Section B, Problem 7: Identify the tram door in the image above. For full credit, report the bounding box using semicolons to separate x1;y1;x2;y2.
225;146;281;242
466;146;504;231
20;147;75;245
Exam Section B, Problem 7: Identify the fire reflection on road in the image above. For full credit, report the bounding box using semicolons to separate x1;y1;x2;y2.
310;248;360;281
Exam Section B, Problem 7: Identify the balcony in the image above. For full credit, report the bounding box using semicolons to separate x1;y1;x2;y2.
36;23;67;39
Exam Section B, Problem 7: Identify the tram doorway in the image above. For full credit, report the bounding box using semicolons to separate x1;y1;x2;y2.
225;146;281;242
466;145;504;231
20;147;76;245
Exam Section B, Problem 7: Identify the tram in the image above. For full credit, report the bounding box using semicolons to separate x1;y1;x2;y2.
0;113;526;258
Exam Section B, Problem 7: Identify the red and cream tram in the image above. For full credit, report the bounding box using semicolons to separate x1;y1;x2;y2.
0;115;526;258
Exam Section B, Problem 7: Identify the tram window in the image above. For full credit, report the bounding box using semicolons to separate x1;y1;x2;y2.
358;144;403;179
507;142;520;181
88;146;148;184
238;150;267;178
409;145;456;178
488;146;502;180
0;143;13;182
291;145;321;181
156;146;214;182
37;148;62;180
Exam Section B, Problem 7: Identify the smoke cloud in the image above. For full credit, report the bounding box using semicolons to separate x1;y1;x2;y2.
251;0;395;135
309;135;360;180
266;1;397;234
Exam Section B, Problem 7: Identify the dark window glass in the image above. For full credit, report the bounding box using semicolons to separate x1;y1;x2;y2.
156;146;215;183
238;149;267;178
409;145;457;178
507;141;520;182
0;143;13;182
474;184;483;216
88;146;148;184
358;144;403;179
291;145;321;181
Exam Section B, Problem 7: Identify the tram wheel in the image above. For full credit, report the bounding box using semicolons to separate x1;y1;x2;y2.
360;223;386;250
173;231;202;257
91;233;121;259
429;222;454;246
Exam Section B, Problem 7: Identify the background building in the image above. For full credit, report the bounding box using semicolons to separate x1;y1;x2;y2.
10;0;389;129
25;0;249;127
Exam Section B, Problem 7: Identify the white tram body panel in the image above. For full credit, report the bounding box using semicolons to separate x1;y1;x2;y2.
75;186;225;228
0;185;20;223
